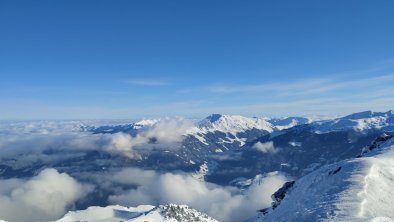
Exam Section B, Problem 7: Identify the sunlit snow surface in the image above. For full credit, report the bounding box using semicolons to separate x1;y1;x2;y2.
56;204;218;222
56;205;156;222
250;138;394;222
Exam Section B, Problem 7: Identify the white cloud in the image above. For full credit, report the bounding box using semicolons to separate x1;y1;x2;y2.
144;117;195;143
0;118;195;160
0;168;91;222
245;172;288;207
108;168;287;222
106;132;139;158
253;141;278;153
105;118;195;158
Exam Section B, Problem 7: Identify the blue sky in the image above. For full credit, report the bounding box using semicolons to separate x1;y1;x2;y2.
1;0;394;120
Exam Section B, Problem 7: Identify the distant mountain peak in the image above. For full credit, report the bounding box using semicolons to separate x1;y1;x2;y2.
341;110;394;120
341;110;374;120
310;109;394;133
267;117;312;130
205;114;224;123
56;204;219;222
198;114;275;134
134;119;160;126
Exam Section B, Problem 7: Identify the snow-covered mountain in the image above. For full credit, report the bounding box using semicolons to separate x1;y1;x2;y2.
85;114;275;153
84;114;277;163
249;134;394;222
186;114;276;152
85;118;161;135
266;117;312;130
56;204;218;222
67;111;394;183
85;111;394;141
89;114;275;138
197;114;275;134
312;110;394;133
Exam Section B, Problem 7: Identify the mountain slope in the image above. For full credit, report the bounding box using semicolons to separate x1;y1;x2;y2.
249;136;394;222
312;110;394;133
198;114;275;134
266;117;312;130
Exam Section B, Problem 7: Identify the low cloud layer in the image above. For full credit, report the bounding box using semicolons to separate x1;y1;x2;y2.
106;118;195;158
0;168;91;222
108;168;287;222
0;118;194;161
253;141;278;153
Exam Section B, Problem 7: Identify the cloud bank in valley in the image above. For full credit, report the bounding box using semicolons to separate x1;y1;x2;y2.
0;118;194;161
106;118;195;158
0;168;91;222
108;168;287;222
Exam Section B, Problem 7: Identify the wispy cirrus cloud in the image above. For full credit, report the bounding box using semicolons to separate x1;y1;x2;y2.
206;78;330;94
206;73;394;97
126;79;170;86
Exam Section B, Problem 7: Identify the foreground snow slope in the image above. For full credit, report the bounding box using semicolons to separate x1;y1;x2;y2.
251;136;394;222
56;204;219;222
